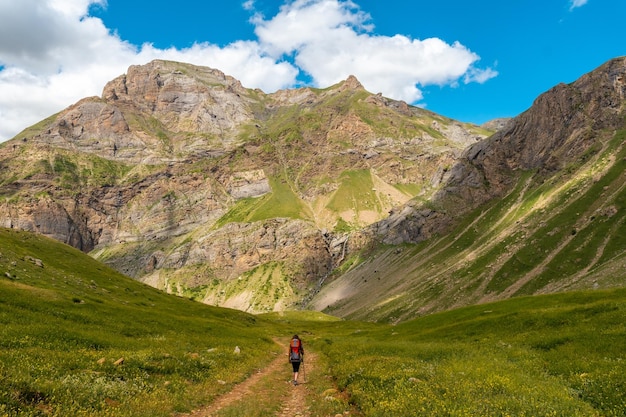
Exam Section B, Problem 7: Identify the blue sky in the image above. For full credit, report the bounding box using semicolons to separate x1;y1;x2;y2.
0;0;624;142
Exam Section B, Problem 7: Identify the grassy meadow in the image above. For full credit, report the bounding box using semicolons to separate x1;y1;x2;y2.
1;227;626;416
311;290;626;416
0;228;281;416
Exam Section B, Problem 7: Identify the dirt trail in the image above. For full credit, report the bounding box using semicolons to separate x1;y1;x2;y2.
180;347;320;417
276;354;313;417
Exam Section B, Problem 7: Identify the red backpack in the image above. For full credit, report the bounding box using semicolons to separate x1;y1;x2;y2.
289;338;302;362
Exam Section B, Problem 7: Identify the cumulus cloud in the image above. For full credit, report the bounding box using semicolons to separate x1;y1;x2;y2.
242;0;256;11
0;0;137;140
0;0;496;142
257;0;496;102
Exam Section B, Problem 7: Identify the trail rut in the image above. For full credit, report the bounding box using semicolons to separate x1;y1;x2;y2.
179;345;326;417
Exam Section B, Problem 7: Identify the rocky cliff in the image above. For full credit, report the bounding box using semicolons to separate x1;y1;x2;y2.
368;57;626;245
0;60;489;313
310;57;626;321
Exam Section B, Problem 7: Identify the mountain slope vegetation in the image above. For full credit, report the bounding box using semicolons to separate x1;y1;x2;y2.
312;127;626;321
0;57;625;322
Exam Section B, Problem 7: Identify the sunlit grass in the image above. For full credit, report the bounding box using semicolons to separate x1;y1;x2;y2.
326;169;377;214
0;228;282;416
215;175;311;227
2;227;626;416
316;289;626;416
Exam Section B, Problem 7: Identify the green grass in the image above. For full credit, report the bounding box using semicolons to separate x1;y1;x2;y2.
0;228;281;416
250;177;312;221
316;290;626;416
216;176;311;226
2;227;626;416
203;261;301;313
326;169;378;215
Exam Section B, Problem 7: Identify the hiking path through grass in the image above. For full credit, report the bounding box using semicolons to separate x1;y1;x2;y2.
178;340;357;417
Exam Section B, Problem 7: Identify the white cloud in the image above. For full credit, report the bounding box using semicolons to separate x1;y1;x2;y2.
569;0;589;10
0;0;496;142
0;0;138;140
254;0;496;103
253;0;373;57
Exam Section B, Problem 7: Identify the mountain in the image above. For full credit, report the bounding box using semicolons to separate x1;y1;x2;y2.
311;56;626;321
2;57;625;321
0;60;489;314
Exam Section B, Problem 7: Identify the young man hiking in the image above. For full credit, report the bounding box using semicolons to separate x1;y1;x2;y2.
288;335;304;385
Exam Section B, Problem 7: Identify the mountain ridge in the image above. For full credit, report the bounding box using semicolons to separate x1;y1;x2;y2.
2;57;625;319
366;56;626;246
0;59;488;314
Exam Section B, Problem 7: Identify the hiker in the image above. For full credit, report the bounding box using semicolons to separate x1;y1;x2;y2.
288;334;304;385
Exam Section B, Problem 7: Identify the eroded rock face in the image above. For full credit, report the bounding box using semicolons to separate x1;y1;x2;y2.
103;61;254;135
26;61;256;163
33;98;142;160
448;57;626;203
0;196;93;250
370;57;626;245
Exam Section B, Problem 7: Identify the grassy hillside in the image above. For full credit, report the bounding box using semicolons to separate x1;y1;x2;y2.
0;228;282;416
312;128;626;321
1;227;626;416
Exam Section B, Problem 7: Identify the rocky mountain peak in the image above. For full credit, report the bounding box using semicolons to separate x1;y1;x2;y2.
23;60;258;163
102;59;247;104
101;59;253;134
342;75;364;90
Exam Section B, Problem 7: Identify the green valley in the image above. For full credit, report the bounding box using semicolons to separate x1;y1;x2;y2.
1;228;625;416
